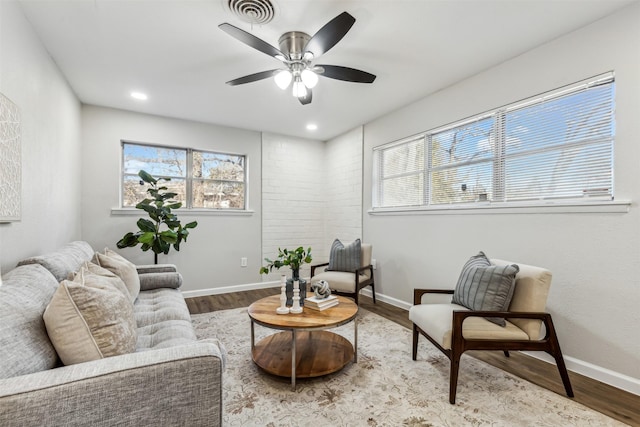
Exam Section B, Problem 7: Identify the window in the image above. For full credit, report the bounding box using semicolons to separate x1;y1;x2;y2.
122;141;247;210
373;73;615;210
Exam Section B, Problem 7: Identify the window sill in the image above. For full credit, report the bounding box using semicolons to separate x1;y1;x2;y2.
111;208;254;217
368;200;631;215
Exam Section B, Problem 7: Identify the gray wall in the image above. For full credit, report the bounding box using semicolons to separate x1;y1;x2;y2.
362;3;640;390
0;1;82;273
80;105;263;293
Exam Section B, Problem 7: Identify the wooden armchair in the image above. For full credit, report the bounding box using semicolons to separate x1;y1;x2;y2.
409;259;573;404
310;243;375;305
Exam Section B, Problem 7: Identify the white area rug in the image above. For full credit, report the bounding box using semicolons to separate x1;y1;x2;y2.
192;307;622;427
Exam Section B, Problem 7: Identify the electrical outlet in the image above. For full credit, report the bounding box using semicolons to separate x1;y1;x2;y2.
372;259;377;270
241;257;247;267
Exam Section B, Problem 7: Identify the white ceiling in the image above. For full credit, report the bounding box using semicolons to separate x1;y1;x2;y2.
19;0;635;141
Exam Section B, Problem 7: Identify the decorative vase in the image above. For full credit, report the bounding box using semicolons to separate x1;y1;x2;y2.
285;268;306;306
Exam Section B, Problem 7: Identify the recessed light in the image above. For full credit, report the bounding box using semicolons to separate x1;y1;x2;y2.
306;123;318;131
130;91;148;100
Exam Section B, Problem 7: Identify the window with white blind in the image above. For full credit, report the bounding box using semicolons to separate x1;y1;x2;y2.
372;73;615;210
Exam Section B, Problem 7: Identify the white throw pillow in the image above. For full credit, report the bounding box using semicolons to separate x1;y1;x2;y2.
43;268;137;365
92;248;140;302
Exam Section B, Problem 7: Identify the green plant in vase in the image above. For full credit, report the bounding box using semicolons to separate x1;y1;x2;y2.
260;246;312;305
117;170;198;264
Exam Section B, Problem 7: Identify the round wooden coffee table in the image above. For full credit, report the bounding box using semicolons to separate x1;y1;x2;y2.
248;294;358;390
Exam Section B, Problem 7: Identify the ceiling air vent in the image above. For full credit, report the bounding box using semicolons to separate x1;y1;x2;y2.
227;0;276;25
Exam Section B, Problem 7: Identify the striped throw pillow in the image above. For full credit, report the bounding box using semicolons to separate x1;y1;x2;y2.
452;251;519;326
327;239;362;272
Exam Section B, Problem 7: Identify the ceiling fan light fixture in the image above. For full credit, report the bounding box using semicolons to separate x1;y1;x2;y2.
301;69;318;88
274;69;292;89
292;79;307;98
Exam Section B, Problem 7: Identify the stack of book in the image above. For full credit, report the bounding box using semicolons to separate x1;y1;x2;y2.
305;295;339;311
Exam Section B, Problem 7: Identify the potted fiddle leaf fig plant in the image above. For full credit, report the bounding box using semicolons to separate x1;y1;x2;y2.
260;246;312;305
117;170;197;264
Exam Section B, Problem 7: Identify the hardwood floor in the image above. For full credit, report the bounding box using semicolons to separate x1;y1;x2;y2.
187;289;640;426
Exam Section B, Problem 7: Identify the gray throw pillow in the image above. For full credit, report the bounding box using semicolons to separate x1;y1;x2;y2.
327;239;362;272
452;251;519;327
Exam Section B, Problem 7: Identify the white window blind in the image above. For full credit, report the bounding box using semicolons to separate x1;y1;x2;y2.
372;72;615;210
501;75;614;201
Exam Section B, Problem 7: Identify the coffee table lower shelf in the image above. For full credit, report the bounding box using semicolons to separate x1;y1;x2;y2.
251;330;354;379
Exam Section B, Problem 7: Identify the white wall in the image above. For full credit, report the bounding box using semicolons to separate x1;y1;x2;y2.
0;1;82;272
362;3;640;392
261;133;326;280
80;105;263;293
323;126;364;263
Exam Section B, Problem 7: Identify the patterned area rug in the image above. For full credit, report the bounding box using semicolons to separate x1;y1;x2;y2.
192;307;622;427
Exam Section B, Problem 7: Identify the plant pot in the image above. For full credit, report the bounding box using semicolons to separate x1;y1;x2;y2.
285;271;306;306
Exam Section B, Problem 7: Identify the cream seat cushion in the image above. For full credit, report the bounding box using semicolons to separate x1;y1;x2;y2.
92;248;140;302
409;303;529;350
43;267;137;365
310;270;370;293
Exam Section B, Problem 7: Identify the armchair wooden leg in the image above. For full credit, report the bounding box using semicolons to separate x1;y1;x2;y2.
412;325;419;361
503;351;510;358
449;352;461;404
546;316;574;398
371;283;376;303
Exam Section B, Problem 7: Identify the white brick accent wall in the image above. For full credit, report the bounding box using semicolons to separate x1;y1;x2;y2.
321;127;364;264
261;133;326;280
261;129;363;280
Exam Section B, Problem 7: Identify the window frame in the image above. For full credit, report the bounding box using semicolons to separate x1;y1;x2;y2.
120;140;249;211
371;72;624;215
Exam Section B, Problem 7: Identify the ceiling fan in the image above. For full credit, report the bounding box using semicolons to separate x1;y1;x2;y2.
219;12;376;105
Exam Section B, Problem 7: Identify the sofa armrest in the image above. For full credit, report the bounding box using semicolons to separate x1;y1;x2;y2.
138;271;183;290
0;341;224;427
136;264;178;274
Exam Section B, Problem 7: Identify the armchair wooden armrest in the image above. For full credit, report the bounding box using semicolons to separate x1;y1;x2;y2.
310;262;329;276
413;288;454;305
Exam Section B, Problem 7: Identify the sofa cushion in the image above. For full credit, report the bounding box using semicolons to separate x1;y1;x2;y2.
92;248;140;302
327;238;361;272
0;264;60;379
134;288;197;350
452;252;519;326
17;241;94;282
43;268;137;365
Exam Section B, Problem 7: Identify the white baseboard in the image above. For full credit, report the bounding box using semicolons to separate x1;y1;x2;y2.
183;283;639;396
521;351;640;396
360;288;413;310
181;281;280;298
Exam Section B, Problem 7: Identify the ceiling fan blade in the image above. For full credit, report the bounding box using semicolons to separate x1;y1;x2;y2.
316;65;376;83
219;23;286;59
298;89;312;105
304;12;356;58
226;69;280;86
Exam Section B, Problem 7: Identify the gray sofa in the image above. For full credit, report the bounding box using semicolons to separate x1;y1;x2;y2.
0;241;225;427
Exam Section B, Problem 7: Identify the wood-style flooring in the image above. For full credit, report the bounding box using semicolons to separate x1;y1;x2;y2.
186;289;640;426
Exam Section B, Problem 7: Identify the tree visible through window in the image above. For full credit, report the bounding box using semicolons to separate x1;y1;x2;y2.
373;73;615;210
122;142;247;209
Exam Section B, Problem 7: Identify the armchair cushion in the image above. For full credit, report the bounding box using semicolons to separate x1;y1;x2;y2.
327;238;361;272
452;252;519;326
309;270;369;293
409;303;529;350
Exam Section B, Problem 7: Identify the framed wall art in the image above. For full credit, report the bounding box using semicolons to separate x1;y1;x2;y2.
0;93;21;222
